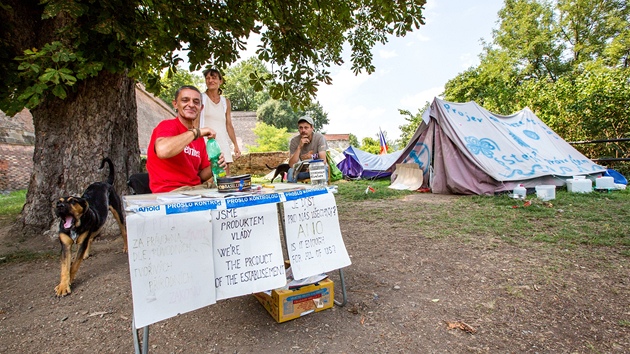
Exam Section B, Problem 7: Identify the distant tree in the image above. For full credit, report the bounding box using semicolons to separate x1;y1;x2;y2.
556;0;628;65
494;0;567;81
256;100;296;131
246;122;292;152
360;137;381;155
348;133;360;147
397;102;429;147
300;101;329;132
223;57;271;111
257;99;329;131
158;66;204;104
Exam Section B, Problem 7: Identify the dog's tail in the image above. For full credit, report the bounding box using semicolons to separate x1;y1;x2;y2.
265;164;276;170
100;157;115;185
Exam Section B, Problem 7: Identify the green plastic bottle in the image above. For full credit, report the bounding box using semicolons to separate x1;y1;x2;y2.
206;138;226;183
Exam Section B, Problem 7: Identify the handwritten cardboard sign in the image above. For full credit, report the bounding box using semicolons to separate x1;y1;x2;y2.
126;202;216;328
212;203;286;300
283;190;351;279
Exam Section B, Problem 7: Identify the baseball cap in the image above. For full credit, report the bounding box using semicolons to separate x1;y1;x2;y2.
298;116;314;126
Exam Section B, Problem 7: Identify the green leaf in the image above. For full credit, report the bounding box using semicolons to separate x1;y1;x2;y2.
52;84;67;99
62;75;77;85
39;69;57;83
17;62;32;71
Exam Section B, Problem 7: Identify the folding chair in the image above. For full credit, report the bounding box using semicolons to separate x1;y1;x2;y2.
127;173;151;195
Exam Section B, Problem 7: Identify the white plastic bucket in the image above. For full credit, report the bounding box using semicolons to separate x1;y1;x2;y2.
535;185;556;201
513;184;527;199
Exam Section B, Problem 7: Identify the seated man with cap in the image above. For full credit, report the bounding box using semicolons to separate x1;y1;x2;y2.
287;116;329;183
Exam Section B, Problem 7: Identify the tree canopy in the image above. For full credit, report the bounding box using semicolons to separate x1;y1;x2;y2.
257;99;329;131
1;0;427;115
397;104;428;148
222;57;271;112
246;122;292;152
157;66;204;105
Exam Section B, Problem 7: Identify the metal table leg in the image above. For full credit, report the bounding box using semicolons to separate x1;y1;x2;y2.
132;319;149;354
335;268;347;307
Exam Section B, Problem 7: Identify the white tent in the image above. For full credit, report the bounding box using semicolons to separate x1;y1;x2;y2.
394;98;607;195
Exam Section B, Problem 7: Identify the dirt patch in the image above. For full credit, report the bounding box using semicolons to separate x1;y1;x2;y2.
0;194;628;353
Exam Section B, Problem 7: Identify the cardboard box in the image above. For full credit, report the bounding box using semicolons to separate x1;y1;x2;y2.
254;278;334;323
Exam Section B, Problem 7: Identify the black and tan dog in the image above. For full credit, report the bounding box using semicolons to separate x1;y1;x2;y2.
266;163;291;183
54;157;127;297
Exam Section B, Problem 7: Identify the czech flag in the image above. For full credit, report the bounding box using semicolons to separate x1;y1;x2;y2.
379;128;388;155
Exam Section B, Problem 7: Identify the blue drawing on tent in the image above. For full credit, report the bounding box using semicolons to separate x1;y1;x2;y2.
404;142;431;174
523;130;539;140
500;164;555;178
500;152;543;166
442;103;483;123
537;126;560;140
567;155;600;173
509;131;535;151
488;115;524;127
465;136;499;158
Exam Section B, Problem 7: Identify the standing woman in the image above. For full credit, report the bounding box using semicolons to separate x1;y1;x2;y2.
196;68;241;175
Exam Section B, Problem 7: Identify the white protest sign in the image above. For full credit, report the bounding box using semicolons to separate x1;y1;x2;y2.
213;196;286;300
283;189;351;279
125;200;218;328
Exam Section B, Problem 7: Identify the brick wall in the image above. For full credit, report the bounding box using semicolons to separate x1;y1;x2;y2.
231;151;289;176
0;143;34;191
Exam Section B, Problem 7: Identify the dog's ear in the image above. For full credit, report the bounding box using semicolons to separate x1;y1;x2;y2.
68;197;89;215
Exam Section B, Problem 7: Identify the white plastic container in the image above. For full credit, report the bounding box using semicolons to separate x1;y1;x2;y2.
535;185;556;201
513;184;527;199
595;176;615;189
566;178;592;193
309;159;327;187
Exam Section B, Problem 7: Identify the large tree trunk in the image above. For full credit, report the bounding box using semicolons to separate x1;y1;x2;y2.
13;72;140;238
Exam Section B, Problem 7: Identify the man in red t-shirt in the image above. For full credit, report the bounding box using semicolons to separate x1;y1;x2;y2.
147;85;226;193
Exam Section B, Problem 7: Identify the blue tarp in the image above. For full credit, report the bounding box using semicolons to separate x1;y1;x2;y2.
337;146;403;179
604;169;628;185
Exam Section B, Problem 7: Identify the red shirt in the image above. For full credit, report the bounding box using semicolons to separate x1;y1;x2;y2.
147;118;210;193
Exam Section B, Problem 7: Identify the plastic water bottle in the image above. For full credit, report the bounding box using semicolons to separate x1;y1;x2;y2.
206;138;226;183
514;184;527;199
309;159;327;188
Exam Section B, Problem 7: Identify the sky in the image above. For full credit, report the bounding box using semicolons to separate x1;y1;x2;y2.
234;0;506;144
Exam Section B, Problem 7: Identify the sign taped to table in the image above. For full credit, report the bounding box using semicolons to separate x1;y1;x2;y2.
212;203;286;300
126;202;216;328
283;190;351;279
